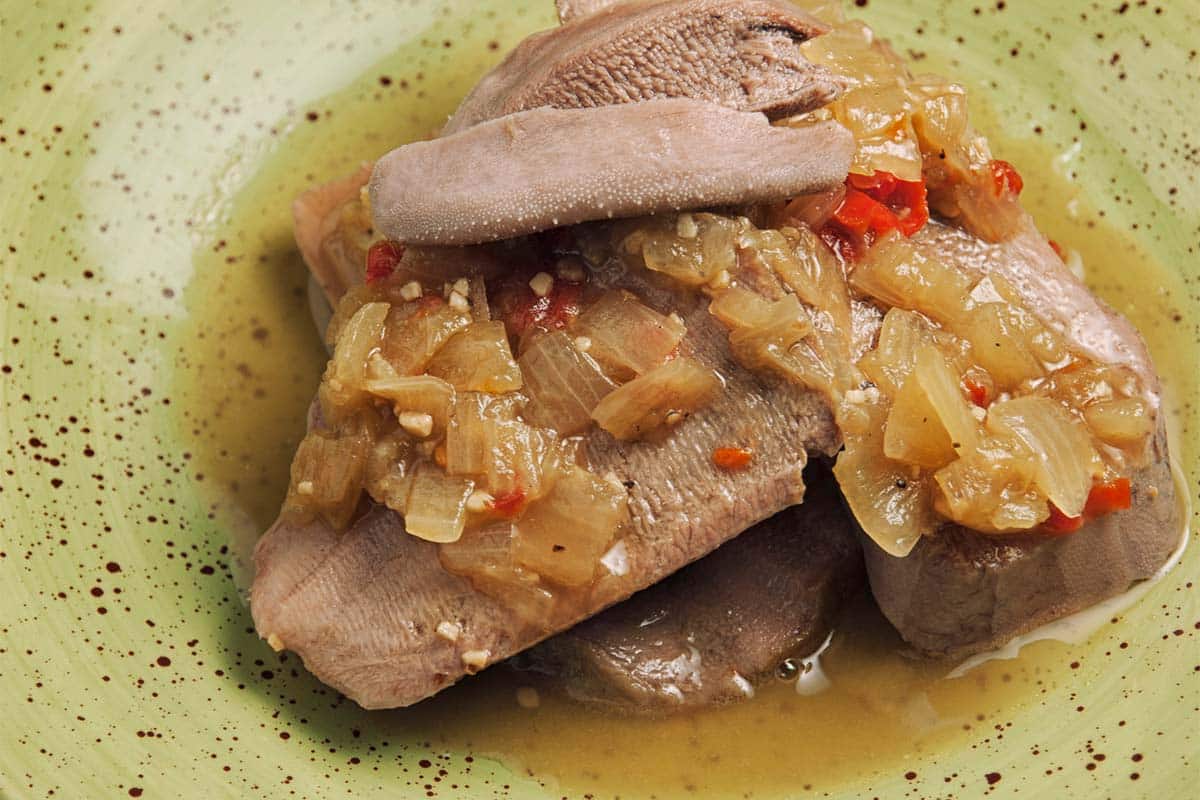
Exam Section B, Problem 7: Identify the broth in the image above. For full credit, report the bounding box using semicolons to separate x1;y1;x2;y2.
172;36;1194;799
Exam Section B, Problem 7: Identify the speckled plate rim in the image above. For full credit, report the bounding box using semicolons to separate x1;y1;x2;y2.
1;1;1197;798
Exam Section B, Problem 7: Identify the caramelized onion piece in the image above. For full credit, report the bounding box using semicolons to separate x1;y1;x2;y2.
519;331;617;435
1083;397;1153;448
850;233;971;324
285;426;371;530
426;320;523;393
570;290;686;381
833;400;937;557
440;522;557;627
513;466;628;587
319;301;389;420
591;357;720;441
932;438;1048;533
404;464;475;543
622;212;739;287
364;368;456;435
381;302;471;376
985;396;1101;518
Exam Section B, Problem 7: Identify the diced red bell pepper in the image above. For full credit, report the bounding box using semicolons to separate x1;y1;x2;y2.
963;377;990;408
365;240;405;284
712;446;754;471
1043;503;1085;535
832;188;900;238
820;171;930;261
1042;478;1133;535
498;279;583;338
886;179;930;236
1048;239;1066;260
989;159;1024;197
848;170;899;196
1083;477;1132;517
818;224;864;263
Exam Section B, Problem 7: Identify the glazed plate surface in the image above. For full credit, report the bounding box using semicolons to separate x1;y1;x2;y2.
1;1;1197;798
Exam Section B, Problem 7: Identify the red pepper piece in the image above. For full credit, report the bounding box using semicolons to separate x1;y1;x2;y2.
1084;477;1132;517
989;159;1024;197
886;178;930;236
1043;503;1085;535
365;240;405;284
712;446;754;471
821;171;930;261
490;488;527;519
1042;478;1133;535
832;188;896;237
1048;239;1066;260
500;280;583;338
818;224;863;262
963;377;990;408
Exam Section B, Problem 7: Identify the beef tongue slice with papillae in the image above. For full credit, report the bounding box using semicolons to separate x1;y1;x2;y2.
251;256;839;708
444;0;842;134
524;467;864;713
860;221;1182;660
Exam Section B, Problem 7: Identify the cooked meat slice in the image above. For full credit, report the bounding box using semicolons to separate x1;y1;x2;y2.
864;429;1178;660
292;164;371;304
445;0;842;134
251;268;839;709
370;99;853;246
861;221;1182;659
525;468;863;713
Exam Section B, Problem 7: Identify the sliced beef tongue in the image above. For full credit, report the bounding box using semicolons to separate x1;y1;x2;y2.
444;0;842;135
861;221;1182;660
251;265;839;708
369;100;853;246
865;430;1178;660
525;467;863;713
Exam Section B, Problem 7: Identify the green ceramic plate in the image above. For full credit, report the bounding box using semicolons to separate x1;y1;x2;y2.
2;1;1197;797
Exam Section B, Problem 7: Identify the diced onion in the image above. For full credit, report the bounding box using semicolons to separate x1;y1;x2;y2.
438;522;558;625
364;368;455;433
513;466;628;587
363;431;416;514
850;233;972;324
319;301;389;419
833;401;938;557
726;294;814;366
721;293;834;392
285;426;370;530
591;357;720;441
440;522;515;572
381;302;471;375
932;438;1048;533
404;464;475;543
622;213;739;286
884;371;957;468
519;331;616;435
915;344;979;452
570;290;686;380
1083;397;1154;447
709;286;776;330
985;396;1101;518
857;307;937;397
484;418;556;500
426;320;523;393
444;394;554;500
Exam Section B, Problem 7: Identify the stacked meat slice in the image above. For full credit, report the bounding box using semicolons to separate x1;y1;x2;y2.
251;0;1182;711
